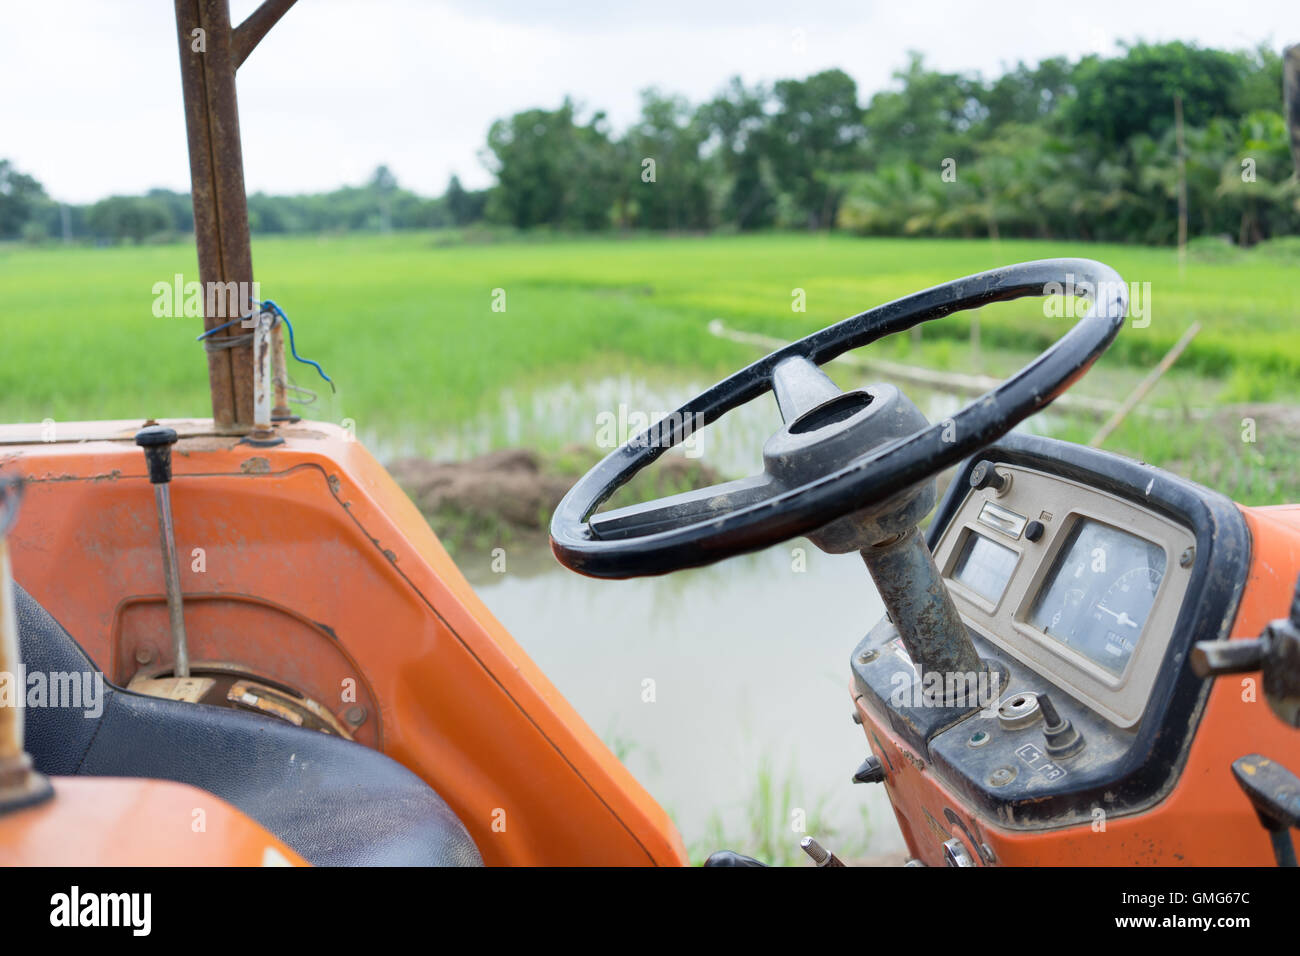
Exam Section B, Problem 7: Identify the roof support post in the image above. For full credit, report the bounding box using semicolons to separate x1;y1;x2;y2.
173;0;296;432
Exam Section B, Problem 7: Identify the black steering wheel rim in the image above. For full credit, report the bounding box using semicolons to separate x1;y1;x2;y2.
550;258;1127;579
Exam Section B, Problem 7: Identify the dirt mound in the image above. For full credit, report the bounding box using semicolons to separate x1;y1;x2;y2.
390;446;721;552
390;449;572;531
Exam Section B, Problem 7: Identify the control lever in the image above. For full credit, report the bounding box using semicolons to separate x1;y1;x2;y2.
0;475;53;814
1191;571;1300;728
702;850;767;867
800;836;846;867
1037;693;1085;758
1231;755;1299;867
1194;572;1300;866
136;424;190;678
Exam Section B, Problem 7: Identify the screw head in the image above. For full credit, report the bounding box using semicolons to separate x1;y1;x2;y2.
989;766;1017;787
344;705;367;727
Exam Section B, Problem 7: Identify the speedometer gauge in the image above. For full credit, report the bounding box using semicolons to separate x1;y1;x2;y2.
1092;566;1164;668
1028;519;1168;676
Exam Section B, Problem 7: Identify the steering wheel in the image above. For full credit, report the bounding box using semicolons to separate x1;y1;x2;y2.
551;259;1127;579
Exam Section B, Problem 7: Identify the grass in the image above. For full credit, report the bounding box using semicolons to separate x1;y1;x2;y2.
690;753;875;866
3;231;1298;503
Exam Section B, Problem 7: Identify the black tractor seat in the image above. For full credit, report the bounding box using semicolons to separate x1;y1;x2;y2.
13;582;483;867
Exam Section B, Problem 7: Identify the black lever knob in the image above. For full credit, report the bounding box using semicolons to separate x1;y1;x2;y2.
135;424;179;485
1191;638;1264;677
1038;693;1085;758
969;460;1007;492
702;850;767;867
1192;572;1300;728
1231;754;1300;867
852;754;886;784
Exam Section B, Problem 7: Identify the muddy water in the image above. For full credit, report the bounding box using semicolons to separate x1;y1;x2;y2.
468;540;901;861
413;371;1056;861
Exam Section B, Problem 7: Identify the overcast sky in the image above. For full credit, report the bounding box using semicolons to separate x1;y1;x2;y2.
1;0;1294;203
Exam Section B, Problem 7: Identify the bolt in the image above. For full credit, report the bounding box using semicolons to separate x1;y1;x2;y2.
1180;547;1195;568
135;645;156;666
989;766;1016;787
344;705;367;727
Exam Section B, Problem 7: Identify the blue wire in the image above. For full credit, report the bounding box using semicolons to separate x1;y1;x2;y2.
194;300;335;393
195;317;243;339
260;300;336;393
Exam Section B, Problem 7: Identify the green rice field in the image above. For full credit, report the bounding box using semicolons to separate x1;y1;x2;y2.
2;231;1298;503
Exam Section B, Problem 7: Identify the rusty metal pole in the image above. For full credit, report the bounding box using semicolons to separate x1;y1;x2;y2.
271;327;292;421
173;0;297;433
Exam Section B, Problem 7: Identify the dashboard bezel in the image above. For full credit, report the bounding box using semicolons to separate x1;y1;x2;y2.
934;470;1196;727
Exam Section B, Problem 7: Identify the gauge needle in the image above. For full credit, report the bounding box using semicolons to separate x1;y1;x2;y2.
1096;604;1139;628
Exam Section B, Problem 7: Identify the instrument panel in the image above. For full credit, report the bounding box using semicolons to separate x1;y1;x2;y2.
849;434;1250;831
932;464;1196;728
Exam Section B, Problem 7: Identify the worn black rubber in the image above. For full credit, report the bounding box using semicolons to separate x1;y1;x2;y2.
550;258;1127;578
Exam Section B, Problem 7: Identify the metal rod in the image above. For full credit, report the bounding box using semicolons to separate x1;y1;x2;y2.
800;836;846;867
0;478;51;812
0;535;23;762
1269;828;1298;868
231;0;299;68
253;310;273;431
153;482;191;678
271;322;291;419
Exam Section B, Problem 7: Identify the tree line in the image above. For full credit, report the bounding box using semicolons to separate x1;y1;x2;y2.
2;41;1295;247
0;164;488;244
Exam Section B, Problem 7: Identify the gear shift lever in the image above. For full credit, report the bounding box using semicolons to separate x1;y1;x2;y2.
0;475;53;813
136;424;190;678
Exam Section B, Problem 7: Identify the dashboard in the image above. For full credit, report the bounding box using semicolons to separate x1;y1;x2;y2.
849;433;1250;829
932;463;1194;728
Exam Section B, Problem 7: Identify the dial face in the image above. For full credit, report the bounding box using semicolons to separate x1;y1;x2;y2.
1028;519;1167;676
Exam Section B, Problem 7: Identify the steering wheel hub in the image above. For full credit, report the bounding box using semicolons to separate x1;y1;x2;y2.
762;368;934;553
